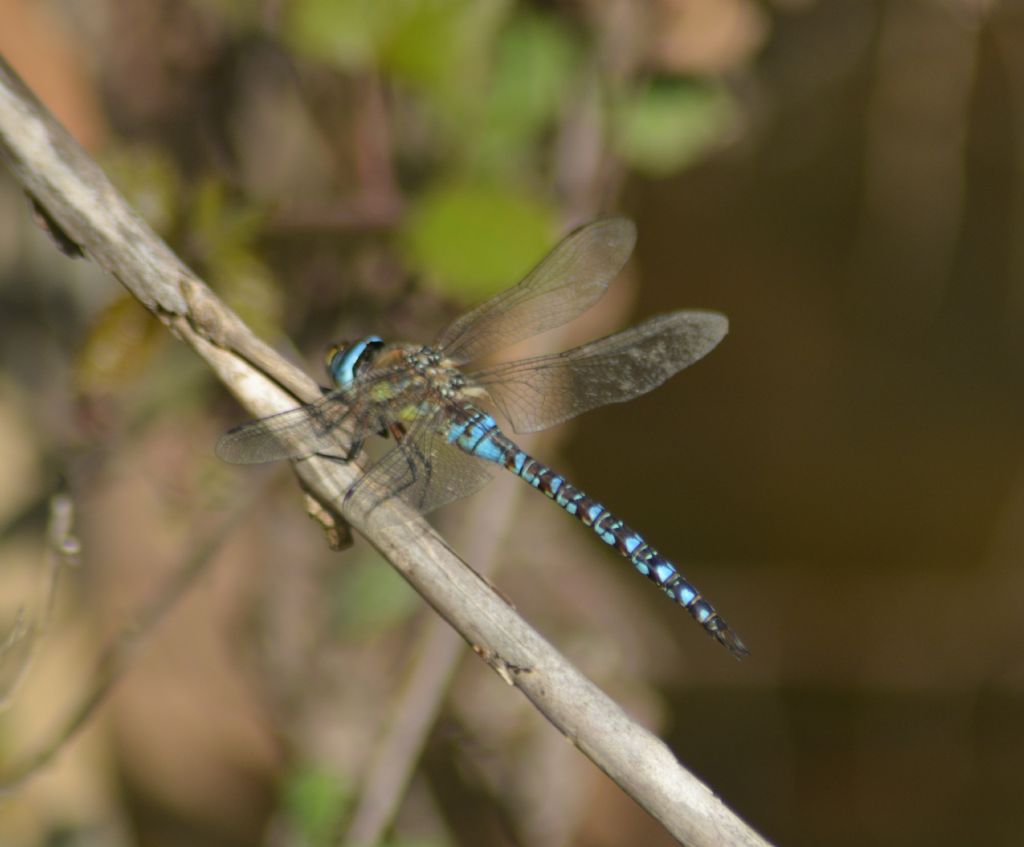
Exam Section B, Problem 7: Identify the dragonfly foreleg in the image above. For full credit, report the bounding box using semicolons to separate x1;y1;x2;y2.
310;408;374;464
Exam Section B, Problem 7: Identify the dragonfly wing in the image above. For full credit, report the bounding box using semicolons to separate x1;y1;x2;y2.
216;392;357;464
471;310;728;433
343;413;496;523
436;218;637;366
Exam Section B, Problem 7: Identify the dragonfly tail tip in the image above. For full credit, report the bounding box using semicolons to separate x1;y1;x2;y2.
718;629;750;660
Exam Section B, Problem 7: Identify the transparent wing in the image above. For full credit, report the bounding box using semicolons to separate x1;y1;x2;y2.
215;392;359;464
343;412;496;524
435;218;637;366
470;311;728;433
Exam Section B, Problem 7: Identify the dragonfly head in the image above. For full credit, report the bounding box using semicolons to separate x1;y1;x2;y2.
326;335;385;390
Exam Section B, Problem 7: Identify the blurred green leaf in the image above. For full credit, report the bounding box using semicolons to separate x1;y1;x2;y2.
613;79;735;176
185;179;283;338
285;0;383;70
208;248;284;341
75;296;165;395
486;12;579;143
380;0;505;94
287;0;507;95
332;550;417;637
101;147;181;236
189;178;266;259
464;10;579;172
401;182;556;301
282;766;352;847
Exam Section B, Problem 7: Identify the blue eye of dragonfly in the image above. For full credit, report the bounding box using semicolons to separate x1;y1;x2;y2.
216;219;748;659
326;335;384;389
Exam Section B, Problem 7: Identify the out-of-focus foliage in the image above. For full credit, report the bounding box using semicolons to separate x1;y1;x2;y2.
402;182;556;297
34;0;758;385
331;550;419;638
474;12;580;168
74;294;165;395
285;0;507;98
188;180;283;340
87;149;283;395
279;0;735;308
101;146;181;237
281;765;353;847
613;79;736;176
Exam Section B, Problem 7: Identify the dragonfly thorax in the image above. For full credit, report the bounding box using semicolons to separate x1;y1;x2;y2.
402;345;468;399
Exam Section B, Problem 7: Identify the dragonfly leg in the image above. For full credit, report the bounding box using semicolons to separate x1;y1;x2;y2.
374;419;434;511
342;434;431;516
392;434;433;511
314;437;364;464
414;456;433;511
312;410;373;463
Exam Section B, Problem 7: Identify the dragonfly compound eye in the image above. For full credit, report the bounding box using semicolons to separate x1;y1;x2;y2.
327;335;384;389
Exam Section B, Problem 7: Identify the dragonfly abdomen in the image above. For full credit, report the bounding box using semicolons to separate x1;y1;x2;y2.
444;406;749;659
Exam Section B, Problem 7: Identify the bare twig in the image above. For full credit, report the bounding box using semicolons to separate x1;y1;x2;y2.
44;493;80;619
0;481;264;791
0;608;32;712
0;54;770;847
343;471;529;846
0;493;81;712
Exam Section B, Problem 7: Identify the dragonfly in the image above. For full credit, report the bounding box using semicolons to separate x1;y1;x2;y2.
216;219;748;658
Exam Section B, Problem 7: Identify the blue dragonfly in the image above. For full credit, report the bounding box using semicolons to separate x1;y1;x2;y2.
216;219;748;658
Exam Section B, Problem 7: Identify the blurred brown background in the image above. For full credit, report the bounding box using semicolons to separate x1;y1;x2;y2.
0;1;1022;846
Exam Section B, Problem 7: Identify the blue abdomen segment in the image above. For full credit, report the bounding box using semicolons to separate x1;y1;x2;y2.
444;407;749;659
